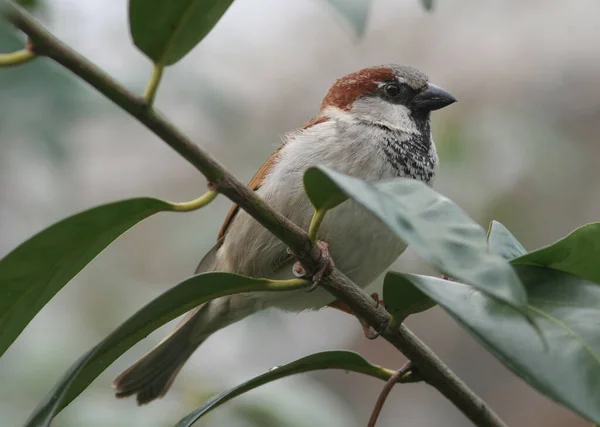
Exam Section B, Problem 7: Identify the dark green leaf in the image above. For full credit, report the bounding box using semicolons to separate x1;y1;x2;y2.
0;198;173;358
323;0;372;37
175;350;395;427
25;273;307;427
383;272;436;322
421;0;434;11
129;0;235;65
513;223;600;284
400;267;600;424
487;220;527;261
303;166;528;313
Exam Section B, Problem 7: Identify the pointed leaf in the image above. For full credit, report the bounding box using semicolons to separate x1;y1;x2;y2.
383;272;436;322
129;0;236;65
303;166;528;314
487;220;527;261
323;0;372;37
25;273;307;427
175;350;402;427
399;267;600;424
513;223;600;284
0;198;175;358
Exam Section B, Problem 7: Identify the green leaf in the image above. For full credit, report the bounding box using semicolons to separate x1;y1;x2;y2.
487;220;527;261
25;273;307;427
0;198;174;358
175;350;398;427
324;0;372;37
421;0;434;11
129;0;235;66
399;267;600;424
513;223;600;284
303;166;528;314
383;272;436;322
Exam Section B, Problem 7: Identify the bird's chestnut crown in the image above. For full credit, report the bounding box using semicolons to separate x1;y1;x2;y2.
320;65;456;131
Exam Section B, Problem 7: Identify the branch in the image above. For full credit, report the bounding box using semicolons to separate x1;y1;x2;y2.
2;0;312;261
1;2;507;426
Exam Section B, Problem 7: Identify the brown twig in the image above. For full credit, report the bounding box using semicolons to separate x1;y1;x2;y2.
1;2;508;426
368;361;413;427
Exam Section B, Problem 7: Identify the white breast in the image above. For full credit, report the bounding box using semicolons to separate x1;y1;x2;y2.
215;112;426;311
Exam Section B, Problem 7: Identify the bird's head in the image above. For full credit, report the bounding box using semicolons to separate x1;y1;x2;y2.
320;64;456;134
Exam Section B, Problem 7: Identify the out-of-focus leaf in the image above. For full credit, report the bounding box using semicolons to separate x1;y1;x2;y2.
513;223;600;284
25;273;308;427
128;0;235;65
0;198;175;358
487;220;527;261
421;0;434;11
324;0;372;37
399;266;600;424
383;272;436;322
0;26;83;164
174;351;397;427
303;166;528;314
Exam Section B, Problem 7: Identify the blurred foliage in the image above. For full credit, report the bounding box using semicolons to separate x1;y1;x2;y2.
0;26;83;165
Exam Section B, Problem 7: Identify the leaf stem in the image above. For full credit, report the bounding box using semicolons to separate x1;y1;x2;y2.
171;190;218;212
143;63;164;106
368;361;412;427
0;48;35;67
308;208;327;242
265;278;311;290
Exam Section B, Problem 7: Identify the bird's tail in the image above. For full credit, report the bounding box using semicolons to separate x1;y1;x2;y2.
113;293;255;405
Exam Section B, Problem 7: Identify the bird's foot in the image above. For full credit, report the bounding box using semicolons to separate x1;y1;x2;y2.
328;292;388;339
360;292;388;339
293;240;335;292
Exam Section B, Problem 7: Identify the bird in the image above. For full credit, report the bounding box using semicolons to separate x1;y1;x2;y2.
113;64;456;405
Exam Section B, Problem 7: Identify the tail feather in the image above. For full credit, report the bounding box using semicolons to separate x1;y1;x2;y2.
113;241;224;404
113;292;261;404
113;310;201;405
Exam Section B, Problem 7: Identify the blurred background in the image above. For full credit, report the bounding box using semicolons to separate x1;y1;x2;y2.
1;0;599;426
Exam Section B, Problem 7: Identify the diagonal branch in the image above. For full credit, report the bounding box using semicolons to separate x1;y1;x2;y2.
1;2;507;426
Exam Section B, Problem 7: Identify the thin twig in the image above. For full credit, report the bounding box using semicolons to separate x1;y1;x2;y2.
367;361;413;427
1;3;507;426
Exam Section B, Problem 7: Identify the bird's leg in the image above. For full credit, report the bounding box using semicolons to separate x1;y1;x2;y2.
328;292;388;340
292;240;335;292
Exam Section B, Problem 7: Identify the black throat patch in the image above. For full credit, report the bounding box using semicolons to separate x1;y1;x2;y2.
377;113;437;183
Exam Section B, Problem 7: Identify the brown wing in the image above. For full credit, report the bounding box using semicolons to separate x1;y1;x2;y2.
216;116;329;240
217;150;281;239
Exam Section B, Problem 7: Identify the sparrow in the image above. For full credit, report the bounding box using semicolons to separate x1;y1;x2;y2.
113;64;456;404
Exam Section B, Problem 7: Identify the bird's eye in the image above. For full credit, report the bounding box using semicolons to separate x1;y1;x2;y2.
384;83;403;98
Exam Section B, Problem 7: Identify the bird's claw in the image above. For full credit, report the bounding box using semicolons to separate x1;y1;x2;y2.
361;316;390;340
292;240;335;292
360;292;387;339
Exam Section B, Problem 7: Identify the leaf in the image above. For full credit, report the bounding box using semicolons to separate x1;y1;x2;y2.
0;198;175;358
487;220;527;261
25;273;307;427
323;0;372;38
303;166;528;314
399;267;600;424
129;0;235;66
513;223;600;285
421;0;434;11
174;351;397;427
383;272;436;322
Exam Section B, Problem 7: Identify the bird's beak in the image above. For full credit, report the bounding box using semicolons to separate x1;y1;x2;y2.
411;83;457;111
